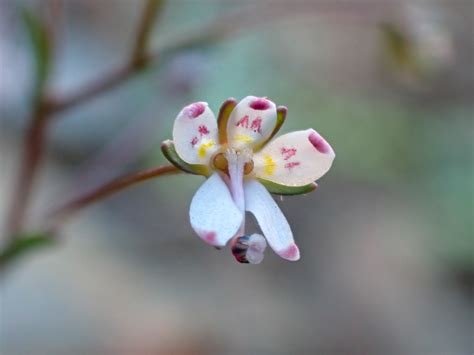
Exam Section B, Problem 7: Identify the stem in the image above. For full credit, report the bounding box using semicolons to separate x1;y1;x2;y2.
130;0;164;67
48;165;181;225
5;103;50;238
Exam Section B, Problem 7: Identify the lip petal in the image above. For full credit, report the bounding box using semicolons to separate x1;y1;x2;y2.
244;179;300;261
190;173;244;248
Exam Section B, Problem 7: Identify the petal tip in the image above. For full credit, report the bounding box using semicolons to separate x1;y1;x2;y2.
278;243;300;261
182;102;206;119
308;130;334;156
249;97;272;110
196;229;221;247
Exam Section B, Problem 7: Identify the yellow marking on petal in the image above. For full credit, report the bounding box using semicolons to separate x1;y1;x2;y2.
198;140;215;158
234;134;253;144
263;154;276;176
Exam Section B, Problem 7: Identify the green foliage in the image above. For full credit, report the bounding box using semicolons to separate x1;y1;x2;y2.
0;233;55;271
22;8;51;103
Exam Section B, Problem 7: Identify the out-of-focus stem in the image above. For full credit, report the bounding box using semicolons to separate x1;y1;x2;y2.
48;165;181;225
131;0;164;67
49;1;390;115
5;102;51;238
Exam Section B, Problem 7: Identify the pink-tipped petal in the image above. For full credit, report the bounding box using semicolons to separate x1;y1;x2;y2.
173;102;220;165
226;96;278;150
190;173;244;248
253;129;335;186
244;179;300;261
279;243;300;261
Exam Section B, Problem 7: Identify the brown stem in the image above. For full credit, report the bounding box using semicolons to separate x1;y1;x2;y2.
50;63;136;115
5;104;50;237
49;165;181;225
130;0;163;67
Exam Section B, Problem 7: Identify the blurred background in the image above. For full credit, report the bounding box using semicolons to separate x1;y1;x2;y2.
0;0;473;354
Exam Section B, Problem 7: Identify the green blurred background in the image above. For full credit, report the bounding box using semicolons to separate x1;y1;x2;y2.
0;0;473;354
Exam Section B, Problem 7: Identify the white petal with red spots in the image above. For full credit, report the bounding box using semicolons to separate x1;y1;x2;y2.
173;102;220;165
189;173;244;248
226;96;277;150
244;179;300;261
253;129;335;186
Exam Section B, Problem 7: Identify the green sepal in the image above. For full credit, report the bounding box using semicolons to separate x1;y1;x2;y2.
254;106;287;152
161;140;210;176
257;178;318;196
217;98;237;144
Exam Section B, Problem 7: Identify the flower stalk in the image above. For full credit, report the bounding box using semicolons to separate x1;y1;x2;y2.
48;165;181;226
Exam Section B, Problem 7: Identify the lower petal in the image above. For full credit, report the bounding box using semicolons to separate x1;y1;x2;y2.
190;173;244;247
244;179;300;261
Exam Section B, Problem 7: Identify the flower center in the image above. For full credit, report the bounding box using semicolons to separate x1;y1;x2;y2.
211;150;254;176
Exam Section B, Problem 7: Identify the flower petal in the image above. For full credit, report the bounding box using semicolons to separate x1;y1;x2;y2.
253;129;335;186
244;179;300;261
173;102;220;165
190;173;244;248
226;96;277;150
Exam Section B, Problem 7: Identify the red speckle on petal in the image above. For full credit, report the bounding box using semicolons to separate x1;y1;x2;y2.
250;117;263;133
198;125;210;136
284;161;301;169
235;115;249;128
281;147;297;160
183;102;206;118
308;131;331;154
249;98;270;110
279;244;300;261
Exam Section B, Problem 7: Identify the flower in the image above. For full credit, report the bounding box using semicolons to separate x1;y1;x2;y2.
162;96;335;264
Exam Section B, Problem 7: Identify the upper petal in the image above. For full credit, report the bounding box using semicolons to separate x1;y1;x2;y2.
190;173;244;248
226;96;277;150
244;179;300;261
253;129;335;186
173;102;220;165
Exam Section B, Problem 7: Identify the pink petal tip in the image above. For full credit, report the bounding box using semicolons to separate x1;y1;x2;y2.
278;244;300;261
308;131;332;155
183;102;206;118
196;229;220;246
249;98;271;110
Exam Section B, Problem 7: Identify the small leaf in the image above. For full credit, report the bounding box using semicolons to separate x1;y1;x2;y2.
22;8;51;103
161;140;210;176
0;232;55;270
258;178;318;196
217;98;237;144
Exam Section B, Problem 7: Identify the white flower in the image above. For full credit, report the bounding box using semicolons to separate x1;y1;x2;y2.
162;96;335;263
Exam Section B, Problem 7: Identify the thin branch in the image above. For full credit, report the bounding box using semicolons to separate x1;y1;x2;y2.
48;1;395;115
48;165;181;225
130;0;164;67
5;105;49;237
